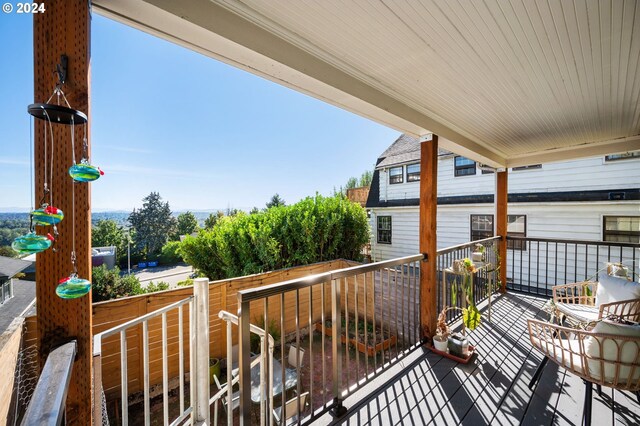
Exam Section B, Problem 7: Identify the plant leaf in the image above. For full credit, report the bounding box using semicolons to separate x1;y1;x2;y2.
463;305;481;330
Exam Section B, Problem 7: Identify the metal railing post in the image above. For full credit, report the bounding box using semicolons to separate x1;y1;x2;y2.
238;296;253;424
331;278;347;417
193;278;210;424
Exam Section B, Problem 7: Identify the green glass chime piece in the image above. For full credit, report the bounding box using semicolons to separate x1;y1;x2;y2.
56;273;91;299
32;205;64;226
69;162;103;182
11;232;53;254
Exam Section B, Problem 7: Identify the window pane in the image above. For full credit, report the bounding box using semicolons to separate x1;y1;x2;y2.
407;164;420;174
377;216;392;244
507;215;526;233
605;151;640;161
455;157;475;166
603;216;640;243
389;166;403;184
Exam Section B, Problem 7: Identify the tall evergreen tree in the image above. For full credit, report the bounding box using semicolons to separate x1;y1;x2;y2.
175;211;199;238
128;192;177;256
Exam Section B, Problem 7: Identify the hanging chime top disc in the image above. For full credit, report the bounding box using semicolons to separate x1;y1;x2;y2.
28;103;87;125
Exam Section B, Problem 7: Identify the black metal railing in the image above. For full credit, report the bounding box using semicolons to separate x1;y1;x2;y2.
506;236;640;296
20;340;76;426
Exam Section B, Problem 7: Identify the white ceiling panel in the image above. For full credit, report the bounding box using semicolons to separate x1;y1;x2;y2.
94;0;640;167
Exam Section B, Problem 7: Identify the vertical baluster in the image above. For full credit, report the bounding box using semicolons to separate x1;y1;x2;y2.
121;329;128;426
372;271;377;372
394;266;399;358
178;305;184;417
585;245;589;281
295;289;301;416
226;320;232;426
143;320;150;426
162;312;169;425
401;263;406;350
264;297;271;426
331;278;345;415
574;243;578;284
321;282;326;406
280;293;286;421
354;274;360;382
364;272;368;377
344;277;349;390
190;300;197;426
308;287;313;416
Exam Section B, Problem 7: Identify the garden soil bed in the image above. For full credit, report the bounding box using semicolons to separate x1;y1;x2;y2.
314;322;397;357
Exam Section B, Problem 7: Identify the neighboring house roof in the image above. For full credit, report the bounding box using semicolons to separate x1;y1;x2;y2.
0;279;36;335
376;134;420;168
0;256;32;281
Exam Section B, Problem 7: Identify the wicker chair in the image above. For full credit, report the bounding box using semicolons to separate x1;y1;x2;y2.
528;319;640;425
551;281;640;326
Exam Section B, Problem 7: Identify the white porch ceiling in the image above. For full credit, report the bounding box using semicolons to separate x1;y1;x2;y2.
93;0;640;168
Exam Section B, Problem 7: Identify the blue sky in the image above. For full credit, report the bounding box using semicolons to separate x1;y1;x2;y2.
0;13;398;212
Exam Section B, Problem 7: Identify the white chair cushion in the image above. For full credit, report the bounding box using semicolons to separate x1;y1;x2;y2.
596;274;640;307
556;303;600;323
584;320;640;383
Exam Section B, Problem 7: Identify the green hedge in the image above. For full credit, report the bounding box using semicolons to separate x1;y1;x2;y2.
181;194;369;280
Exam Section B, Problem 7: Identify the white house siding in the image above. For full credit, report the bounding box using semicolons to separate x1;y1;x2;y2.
369;202;639;285
376;155;640;200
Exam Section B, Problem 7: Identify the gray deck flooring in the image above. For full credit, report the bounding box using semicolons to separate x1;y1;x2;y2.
325;293;640;426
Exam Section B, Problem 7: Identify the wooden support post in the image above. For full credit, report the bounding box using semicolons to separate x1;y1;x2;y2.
34;1;92;424
419;134;438;339
496;169;508;293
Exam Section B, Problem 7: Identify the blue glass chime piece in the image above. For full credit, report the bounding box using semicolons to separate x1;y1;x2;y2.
32;205;64;226
69;162;103;182
56;273;91;299
11;232;53;254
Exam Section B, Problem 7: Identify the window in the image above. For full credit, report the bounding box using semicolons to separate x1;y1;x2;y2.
479;164;495;174
377;216;392;244
471;215;493;241
454;156;476;176
389;166;403;184
507;215;527;250
512;164;542;171
605;151;640;162
470;214;527;249
603;216;640;243
407;163;420;182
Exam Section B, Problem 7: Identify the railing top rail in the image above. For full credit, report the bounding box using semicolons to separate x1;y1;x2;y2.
506;235;640;249
21;341;76;426
436;236;501;255
93;296;193;356
238;253;424;302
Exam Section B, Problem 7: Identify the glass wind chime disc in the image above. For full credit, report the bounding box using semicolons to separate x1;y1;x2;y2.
32;205;64;226
11;232;53;254
69;161;103;182
56;273;91;299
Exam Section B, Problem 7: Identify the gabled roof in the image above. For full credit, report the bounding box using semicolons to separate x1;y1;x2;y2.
0;256;33;280
376;134;451;169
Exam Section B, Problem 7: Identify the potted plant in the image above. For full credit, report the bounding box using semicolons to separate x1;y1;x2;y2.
471;243;485;262
209;358;220;384
433;307;451;351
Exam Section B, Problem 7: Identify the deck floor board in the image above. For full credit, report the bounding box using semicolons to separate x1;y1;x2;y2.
325;293;640;426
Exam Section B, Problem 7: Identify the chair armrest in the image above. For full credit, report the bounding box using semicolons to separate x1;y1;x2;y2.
598;298;640;322
552;281;597;305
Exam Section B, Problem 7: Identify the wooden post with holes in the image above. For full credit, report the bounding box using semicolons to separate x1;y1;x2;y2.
496;170;508;293
419;134;438;339
34;1;92;423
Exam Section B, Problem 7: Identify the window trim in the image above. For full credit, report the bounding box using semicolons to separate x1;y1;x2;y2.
406;163;420;182
470;214;494;241
602;215;640;243
377;215;392;244
454;156;476;177
388;166;404;185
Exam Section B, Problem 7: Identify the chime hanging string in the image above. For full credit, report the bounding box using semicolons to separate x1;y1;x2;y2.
29;116;34;232
70;116;77;275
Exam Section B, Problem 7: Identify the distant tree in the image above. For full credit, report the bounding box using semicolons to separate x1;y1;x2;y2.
128;192;177;257
359;170;373;187
249;207;260;215
266;193;286;209
92;219;127;265
226;207;241;216
175;211;199;238
0;246;17;258
344;177;358;190
204;210;225;230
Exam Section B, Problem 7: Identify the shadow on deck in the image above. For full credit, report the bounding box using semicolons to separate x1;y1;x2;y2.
323;293;640;425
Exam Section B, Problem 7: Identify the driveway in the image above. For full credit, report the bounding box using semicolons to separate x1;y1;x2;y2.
134;264;194;289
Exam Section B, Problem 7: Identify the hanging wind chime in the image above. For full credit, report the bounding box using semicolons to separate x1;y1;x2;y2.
13;55;103;299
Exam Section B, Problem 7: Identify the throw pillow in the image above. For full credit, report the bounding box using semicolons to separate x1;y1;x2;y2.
596;273;640;307
584;320;640;383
